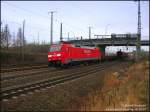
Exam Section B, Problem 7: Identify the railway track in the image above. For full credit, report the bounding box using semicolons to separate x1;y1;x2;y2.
1;64;48;73
1;63;104;88
1;68;56;81
1;63;95;81
1;61;118;100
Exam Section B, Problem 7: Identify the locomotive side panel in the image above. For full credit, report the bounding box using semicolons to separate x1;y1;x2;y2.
68;47;101;63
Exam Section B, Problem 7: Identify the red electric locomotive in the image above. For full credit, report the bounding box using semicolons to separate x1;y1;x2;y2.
48;42;101;67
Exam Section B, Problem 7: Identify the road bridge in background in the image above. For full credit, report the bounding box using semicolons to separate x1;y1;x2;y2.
68;34;149;46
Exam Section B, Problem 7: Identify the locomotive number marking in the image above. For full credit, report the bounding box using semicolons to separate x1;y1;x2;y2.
84;50;91;53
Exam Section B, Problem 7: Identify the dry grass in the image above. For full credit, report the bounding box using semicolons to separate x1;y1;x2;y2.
77;60;149;111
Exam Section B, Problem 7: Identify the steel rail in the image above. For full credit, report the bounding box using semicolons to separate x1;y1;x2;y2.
1;68;55;81
1;63;99;81
1;65;48;73
1;61;118;100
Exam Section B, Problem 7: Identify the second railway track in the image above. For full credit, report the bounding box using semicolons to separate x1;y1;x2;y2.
1;68;56;81
1;61;119;100
1;63;104;88
1;64;48;73
1;63;98;81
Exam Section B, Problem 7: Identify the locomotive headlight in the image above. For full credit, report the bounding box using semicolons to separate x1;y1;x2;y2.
56;54;61;56
48;55;52;58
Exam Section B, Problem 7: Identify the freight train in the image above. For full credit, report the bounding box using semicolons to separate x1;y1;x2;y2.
116;49;128;60
47;42;128;68
48;42;101;67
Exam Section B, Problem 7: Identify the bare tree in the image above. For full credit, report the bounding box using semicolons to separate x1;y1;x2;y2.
16;28;23;47
15;27;23;58
0;24;11;50
0;26;4;48
12;32;16;47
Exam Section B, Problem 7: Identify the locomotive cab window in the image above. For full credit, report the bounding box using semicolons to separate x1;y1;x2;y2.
50;46;60;52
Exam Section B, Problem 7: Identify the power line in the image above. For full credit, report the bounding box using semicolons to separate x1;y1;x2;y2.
2;2;93;41
54;19;77;39
54;16;87;38
3;2;50;20
56;11;87;32
3;2;84;36
54;19;75;35
3;2;87;38
1;20;49;32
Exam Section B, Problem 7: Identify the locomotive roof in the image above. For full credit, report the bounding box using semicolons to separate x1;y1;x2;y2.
61;42;97;49
79;46;97;49
50;41;97;49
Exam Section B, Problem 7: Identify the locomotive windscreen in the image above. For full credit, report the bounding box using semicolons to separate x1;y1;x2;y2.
49;46;60;52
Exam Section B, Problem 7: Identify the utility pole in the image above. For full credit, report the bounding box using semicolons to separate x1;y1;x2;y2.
81;36;83;45
68;32;70;41
38;32;39;45
13;32;16;47
0;22;2;48
22;20;25;62
89;26;91;39
60;23;63;42
5;25;8;51
136;0;141;61
5;25;8;64
48;11;56;45
105;24;110;38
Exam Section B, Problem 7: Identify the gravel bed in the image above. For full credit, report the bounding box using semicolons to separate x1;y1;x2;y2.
1;63;101;89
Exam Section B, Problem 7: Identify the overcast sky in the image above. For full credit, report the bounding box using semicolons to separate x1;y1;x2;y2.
1;1;149;45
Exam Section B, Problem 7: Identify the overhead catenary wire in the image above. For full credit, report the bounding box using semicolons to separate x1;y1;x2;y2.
4;2;144;44
3;2;50;20
1;20;51;44
2;2;81;39
2;20;49;32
